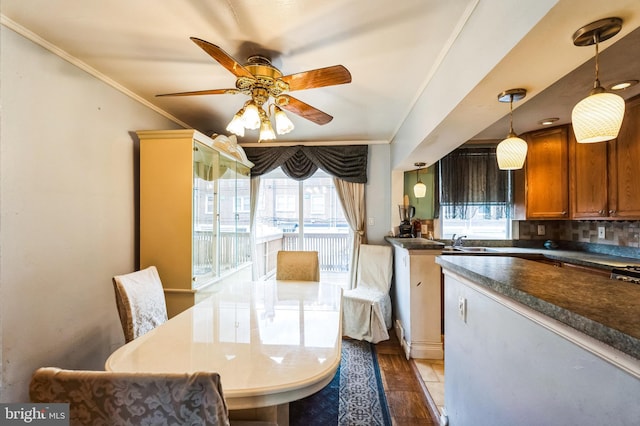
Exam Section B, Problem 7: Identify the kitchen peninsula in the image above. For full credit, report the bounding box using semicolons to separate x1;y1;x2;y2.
385;237;444;359
437;255;640;425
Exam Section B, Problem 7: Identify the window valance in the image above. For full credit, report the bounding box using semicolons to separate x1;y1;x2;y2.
243;145;368;183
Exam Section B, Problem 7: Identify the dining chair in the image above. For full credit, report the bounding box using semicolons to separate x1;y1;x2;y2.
112;265;168;343
342;244;393;343
275;250;320;281
29;367;231;426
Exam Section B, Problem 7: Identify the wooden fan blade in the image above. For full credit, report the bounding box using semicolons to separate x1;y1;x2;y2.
278;95;333;125
156;88;239;97
190;37;255;79
280;65;351;91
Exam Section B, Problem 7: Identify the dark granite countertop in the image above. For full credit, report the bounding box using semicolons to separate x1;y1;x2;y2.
436;255;640;361
384;236;640;270
385;237;445;250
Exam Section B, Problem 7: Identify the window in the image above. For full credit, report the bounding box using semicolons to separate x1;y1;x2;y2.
439;148;512;239
255;168;351;281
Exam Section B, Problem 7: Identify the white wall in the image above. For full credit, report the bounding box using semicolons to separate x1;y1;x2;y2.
365;144;391;244
0;26;181;402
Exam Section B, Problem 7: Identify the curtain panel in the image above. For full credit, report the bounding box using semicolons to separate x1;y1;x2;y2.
244;145;368;183
439;148;509;220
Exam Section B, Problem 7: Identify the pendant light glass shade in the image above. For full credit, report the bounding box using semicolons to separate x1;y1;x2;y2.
497;134;528;170
413;162;427;198
496;88;527;170
571;17;625;143
572;91;625;143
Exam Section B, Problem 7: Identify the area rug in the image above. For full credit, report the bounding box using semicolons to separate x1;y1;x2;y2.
290;339;391;426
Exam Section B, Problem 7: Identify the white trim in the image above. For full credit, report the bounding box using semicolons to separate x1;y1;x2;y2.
1;15;191;129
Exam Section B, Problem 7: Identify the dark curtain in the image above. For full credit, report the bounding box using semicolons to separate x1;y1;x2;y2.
244;145;368;183
439;148;509;220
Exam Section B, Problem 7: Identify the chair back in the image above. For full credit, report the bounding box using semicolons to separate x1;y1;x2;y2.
356;244;393;292
113;266;168;343
29;367;230;426
276;250;320;281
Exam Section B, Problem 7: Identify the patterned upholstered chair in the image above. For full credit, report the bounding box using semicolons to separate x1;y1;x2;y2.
275;250;320;281
112;266;168;343
29;368;230;426
342;244;393;343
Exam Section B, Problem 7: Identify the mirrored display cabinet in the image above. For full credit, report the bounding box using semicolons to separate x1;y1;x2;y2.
138;129;253;317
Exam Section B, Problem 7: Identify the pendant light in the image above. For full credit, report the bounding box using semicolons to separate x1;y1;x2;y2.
496;88;528;170
413;162;427;198
571;17;625;143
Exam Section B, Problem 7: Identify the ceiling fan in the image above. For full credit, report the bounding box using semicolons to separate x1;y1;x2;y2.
157;37;352;141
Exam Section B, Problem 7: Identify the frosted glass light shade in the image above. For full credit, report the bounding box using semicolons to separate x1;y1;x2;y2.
242;103;261;130
226;113;245;137
497;136;528;170
274;108;295;135
259;120;276;141
414;181;427;198
571;92;625;143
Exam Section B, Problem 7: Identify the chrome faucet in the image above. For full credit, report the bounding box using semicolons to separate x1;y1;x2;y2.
452;234;467;247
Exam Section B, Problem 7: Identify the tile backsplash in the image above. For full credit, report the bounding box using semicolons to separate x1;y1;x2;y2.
517;220;640;258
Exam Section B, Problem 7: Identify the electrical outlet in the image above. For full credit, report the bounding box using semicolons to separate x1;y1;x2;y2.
537;224;545;235
458;296;467;323
598;226;605;239
368;217;374;226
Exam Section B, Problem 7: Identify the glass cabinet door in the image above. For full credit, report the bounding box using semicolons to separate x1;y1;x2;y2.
236;163;251;267
192;141;218;285
218;155;237;274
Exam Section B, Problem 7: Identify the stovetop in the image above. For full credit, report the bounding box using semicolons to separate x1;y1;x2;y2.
610;266;640;284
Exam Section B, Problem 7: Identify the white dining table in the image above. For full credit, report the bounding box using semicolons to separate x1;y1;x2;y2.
106;279;343;425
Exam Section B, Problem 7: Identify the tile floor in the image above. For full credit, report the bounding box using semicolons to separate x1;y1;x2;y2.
414;358;445;415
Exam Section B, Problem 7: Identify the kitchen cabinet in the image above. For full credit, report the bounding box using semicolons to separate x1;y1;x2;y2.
390;245;443;359
570;131;610;218
138;129;253;317
609;95;640;218
525;126;570;219
571;94;640;219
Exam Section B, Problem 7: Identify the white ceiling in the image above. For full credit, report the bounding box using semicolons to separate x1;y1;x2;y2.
2;0;640;171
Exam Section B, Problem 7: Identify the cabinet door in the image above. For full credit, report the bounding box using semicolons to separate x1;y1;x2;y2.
525;126;570;219
570;131;609;219
192;141;218;284
218;155;238;274
609;95;640;218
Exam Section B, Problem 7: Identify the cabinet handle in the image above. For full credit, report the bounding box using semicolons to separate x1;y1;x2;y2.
598;209;605;215
609;210;617;215
561;211;567;216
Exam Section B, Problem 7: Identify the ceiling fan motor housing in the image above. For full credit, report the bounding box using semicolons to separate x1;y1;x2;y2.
236;56;290;105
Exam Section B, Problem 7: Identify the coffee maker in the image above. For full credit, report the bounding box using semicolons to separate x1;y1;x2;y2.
398;204;415;238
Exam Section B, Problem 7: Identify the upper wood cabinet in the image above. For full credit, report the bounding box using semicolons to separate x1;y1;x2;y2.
570;95;640;219
525;126;570;219
609;95;640;218
570;131;610;218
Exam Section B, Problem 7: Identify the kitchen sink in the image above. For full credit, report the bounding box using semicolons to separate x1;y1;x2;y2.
442;246;496;252
457;246;495;252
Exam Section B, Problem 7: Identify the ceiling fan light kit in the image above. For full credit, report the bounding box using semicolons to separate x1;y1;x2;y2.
571;17;626;144
496;88;528;170
157;37;352;142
